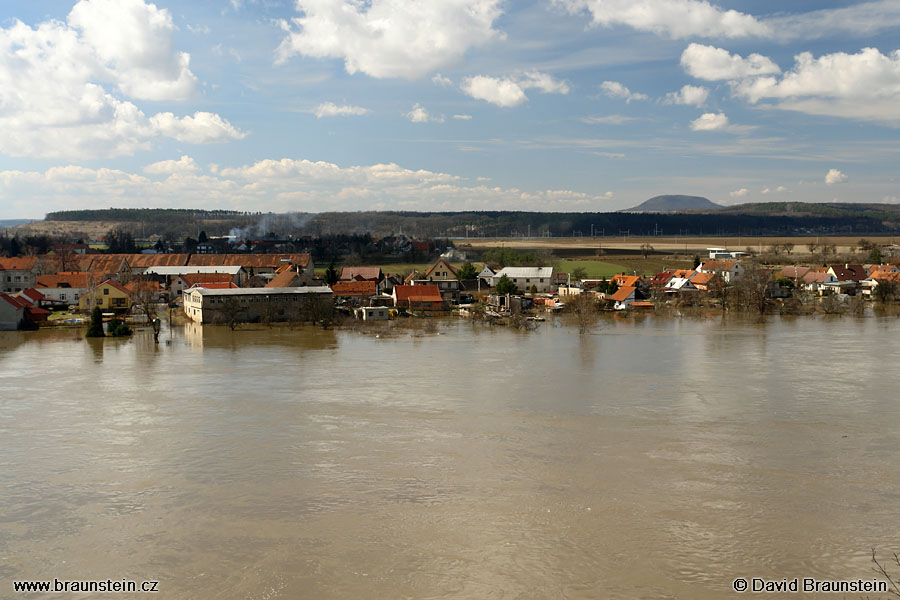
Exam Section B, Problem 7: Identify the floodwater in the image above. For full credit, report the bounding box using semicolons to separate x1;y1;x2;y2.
2;315;900;599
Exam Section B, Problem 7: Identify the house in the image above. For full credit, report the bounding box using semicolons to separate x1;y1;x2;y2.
478;266;495;284
354;306;391;321
75;255;132;282
392;285;445;311
0;292;49;328
77;280;132;312
169;273;239;296
0;257;41;292
777;266;811;281
490;266;555;293
147;266;245;291
0;293;25;330
688;271;718;291
182;286;333;324
340;266;383;282
664;277;697;292
706;247;749;259
860;271;900;296
265;268;306;288
649;271;675;288
800;271;839;295
331;281;378;304
608;286;637;310
612;274;647;291
697;260;744;283
35;271;91;304
186;254;314;282
866;264;899;276
824;264;866;295
414;258;462;304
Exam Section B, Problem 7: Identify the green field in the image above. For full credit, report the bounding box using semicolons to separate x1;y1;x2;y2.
554;259;628;278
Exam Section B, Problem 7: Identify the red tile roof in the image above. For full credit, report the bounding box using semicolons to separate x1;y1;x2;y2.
0;257;38;271
829;264;866;281
1;293;28;309
36;271;92;288
21;288;45;303
189;282;239;289
265;270;300;288
340;266;382;281
394;284;443;303
187;253;311;268
125;253;191;267
331;281;377;296
608;286;636;302
180;273;234;286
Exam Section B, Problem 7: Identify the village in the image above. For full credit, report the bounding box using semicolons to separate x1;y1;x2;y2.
2;241;900;333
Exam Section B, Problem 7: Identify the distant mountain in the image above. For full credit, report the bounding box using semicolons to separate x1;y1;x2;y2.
0;219;34;231
624;195;723;213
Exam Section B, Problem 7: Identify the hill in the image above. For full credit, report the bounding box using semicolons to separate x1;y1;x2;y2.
624;195;722;213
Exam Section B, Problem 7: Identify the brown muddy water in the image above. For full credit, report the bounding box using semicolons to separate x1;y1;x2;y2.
2;316;900;599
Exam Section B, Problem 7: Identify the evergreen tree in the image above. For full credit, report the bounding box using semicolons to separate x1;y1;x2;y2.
86;306;105;338
496;274;517;295
324;262;339;285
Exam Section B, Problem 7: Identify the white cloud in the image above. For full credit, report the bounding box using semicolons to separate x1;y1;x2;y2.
681;43;780;81
432;73;453;87
462;76;527;107
143;155;200;175
276;0;503;79
0;1;241;159
777;185;788;192
663;84;709;106
461;71;569;107
68;0;198;101
313;102;371;118
732;47;900;124
453;114;472;120
761;187;770;194
555;0;769;39
149;112;247;144
825;168;848;185
730;187;749;197
405;103;444;123
690;112;753;133
600;81;647;102
0;158;620;215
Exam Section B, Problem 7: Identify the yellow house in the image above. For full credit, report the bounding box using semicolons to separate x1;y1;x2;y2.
78;280;132;312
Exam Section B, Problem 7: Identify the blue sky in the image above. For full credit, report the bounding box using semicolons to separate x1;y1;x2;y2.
1;0;899;218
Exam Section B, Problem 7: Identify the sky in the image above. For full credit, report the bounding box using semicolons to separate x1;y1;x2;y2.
1;0;899;219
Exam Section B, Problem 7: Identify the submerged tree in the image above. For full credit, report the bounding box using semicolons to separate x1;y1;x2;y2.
569;292;599;335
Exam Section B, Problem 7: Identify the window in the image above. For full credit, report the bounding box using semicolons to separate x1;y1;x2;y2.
60;294;67;301
103;288;109;295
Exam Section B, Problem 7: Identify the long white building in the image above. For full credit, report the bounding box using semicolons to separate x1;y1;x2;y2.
490;267;555;293
183;286;333;324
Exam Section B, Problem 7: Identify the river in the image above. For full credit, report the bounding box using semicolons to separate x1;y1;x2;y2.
2;315;899;599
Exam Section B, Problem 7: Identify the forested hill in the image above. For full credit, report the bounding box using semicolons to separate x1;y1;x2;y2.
31;206;900;239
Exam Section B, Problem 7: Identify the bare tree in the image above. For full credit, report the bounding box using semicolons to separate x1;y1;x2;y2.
219;298;243;330
130;277;163;343
736;263;772;315
640;243;654;259
872;549;900;598
569;292;599;334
